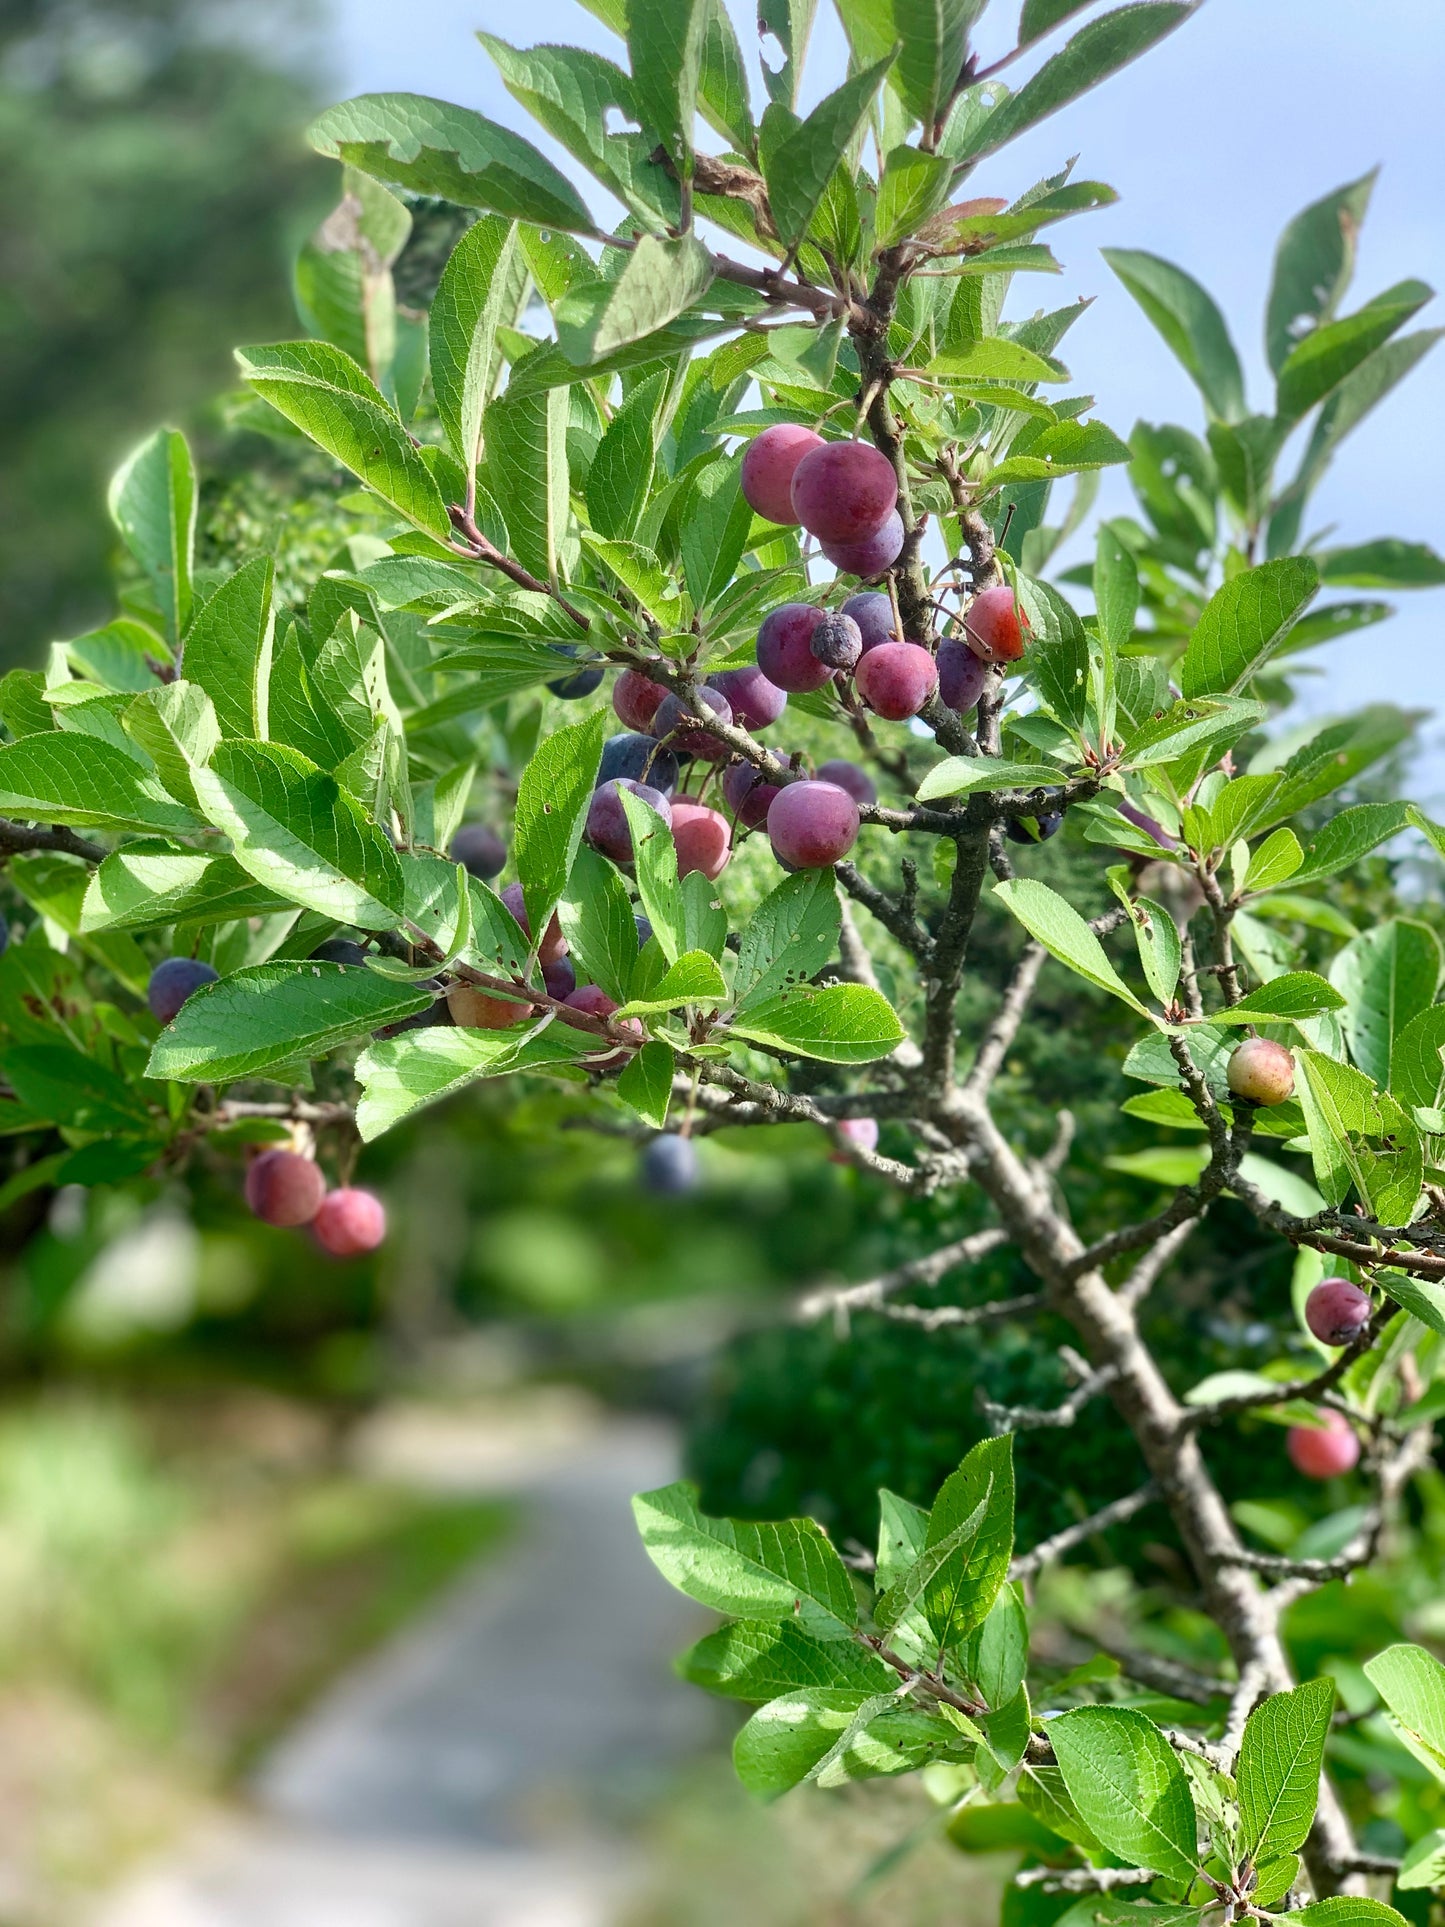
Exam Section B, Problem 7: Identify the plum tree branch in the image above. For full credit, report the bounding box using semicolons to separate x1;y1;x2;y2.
0;819;107;864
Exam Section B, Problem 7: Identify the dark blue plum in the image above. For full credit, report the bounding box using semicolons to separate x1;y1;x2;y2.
374;980;452;1039
147;956;220;1025
311;937;368;968
0;910;8;957
450;823;507;879
547;646;605;700
1006;799;1064;845
598;732;679;795
641;1133;699;1196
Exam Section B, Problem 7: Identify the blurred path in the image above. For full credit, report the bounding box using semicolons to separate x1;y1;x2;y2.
95;1408;712;1927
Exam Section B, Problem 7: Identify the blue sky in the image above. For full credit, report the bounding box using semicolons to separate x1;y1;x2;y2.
325;0;1444;797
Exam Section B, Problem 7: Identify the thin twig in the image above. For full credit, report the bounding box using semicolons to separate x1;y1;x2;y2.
1010;1482;1160;1579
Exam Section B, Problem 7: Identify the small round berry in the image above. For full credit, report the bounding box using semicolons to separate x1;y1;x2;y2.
1227;1038;1295;1106
641;1133;699;1196
563;983;643;1071
246;1148;326;1227
854;641;938;721
810;611;863;672
708;666;788;733
790;440;897;545
147;956;219;1025
500;881;568;967
670;802;732;879
820;510;904;580
1287;1410;1360;1479
722;760;781;830
1006;803;1064;845
756;603;833;694
546;646;604;699
613;668;669;733
586;778;672;864
450;823;507;879
1305;1277;1372;1347
830;1117;879;1163
740;423;825;526
964;586;1030;664
542;956;577;1001
310;937;367;968
651;687;732;760
937;639;987;716
313;1187;387;1257
447;982;533;1028
815;760;877;807
841;592;899;654
598;732;679;795
767;780;860;869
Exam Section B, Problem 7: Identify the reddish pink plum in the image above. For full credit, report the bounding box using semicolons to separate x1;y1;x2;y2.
756;603;833;693
790;440;897;545
612;668;669;733
767;780;860;868
810;611;863;671
670;802;732;879
740;423;824;525
708;666;787;732
842;592;900;653
1305;1277;1372;1347
245;1149;326;1227
501;881;568;967
820;510;904;580
651;686;732;760
586;779;672;864
1227;1037;1295;1105
563;983;643;1071
964;586;1030;664
937;639;988;715
1287;1410;1360;1479
447;982;533;1029
854;641;938;721
830;1117;879;1164
722;761;781;829
313;1187;387;1257
816;759;876;806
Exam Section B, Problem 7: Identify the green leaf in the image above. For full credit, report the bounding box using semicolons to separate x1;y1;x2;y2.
558;844;641;1005
616;949;728;1016
888;0;974;131
1094;521;1139;657
632;1481;855;1637
430;216;524;475
0;1045;154;1136
1392;1006;1445;1111
1121;696;1266;771
682;457;754;612
513;708;608;955
120;681;221;815
733;870;842;1014
1177;558;1319;699
1266;172;1376;375
726;982;905;1064
146;962;430;1083
589;370;670;544
627;0;707;175
1127;895;1182;1008
1397;1829;1445;1891
933;337;1068;383
1318;539;1445;589
1364;1645;1445;1784
1017;575;1090;733
766;54;895;249
81;849;292;934
698;0;755;150
917;1434;1015;1651
481;383;572;581
0;732;197;834
617;1039;674;1128
108;428;196;647
988;419;1134;487
1282;1900;1409;1927
354;1023;587;1140
967;1582;1028;1714
308;93;596;231
1236;1678;1334;1864
1244;827;1303;894
994;878;1147;1013
1019;0;1092;41
1050;1705;1199;1879
1330;920;1441;1088
1276;279;1432;422
679;1619;891;1702
236;341;452;542
1102;248;1245;422
960;5;1196;162
192;739;404;930
557;236;715;367
1209;971;1344;1026
182;557;276;739
916;757;1070;802
875;146;956;249
619;786;686;966
733;1689;957;1799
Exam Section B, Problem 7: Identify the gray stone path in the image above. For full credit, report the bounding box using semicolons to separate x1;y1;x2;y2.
96;1411;712;1927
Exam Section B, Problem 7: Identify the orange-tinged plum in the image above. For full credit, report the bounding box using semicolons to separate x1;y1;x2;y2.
767;780;860;868
313;1187;387;1257
854;641;938;721
790;440;897;545
1287;1410;1359;1479
246;1148;326;1227
670;802;731;879
447;982;533;1028
740;423;824;525
964;586;1030;664
1227;1037;1295;1105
